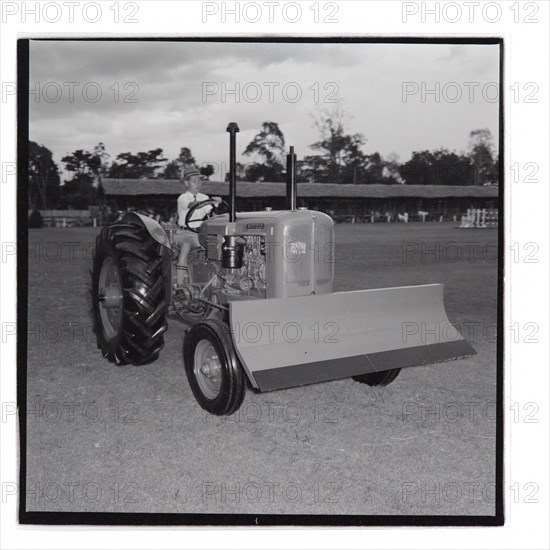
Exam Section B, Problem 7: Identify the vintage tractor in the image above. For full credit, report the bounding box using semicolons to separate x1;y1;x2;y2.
92;122;475;416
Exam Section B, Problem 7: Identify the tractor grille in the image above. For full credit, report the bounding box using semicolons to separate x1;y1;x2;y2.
315;222;334;286
283;223;311;286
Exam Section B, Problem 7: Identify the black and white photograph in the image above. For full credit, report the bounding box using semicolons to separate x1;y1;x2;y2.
17;36;505;526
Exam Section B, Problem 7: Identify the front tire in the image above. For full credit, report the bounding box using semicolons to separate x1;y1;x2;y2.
183;319;246;416
353;368;401;387
92;223;169;365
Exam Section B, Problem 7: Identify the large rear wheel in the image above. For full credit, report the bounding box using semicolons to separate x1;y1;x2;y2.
183;319;246;416
92;223;169;365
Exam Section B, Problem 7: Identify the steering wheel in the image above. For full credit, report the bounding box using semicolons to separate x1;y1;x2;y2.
185;198;230;233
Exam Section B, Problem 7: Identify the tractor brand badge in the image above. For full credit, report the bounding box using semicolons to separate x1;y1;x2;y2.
288;241;307;257
246;223;264;230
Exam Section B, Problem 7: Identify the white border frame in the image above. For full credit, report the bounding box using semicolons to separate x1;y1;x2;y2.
1;1;549;549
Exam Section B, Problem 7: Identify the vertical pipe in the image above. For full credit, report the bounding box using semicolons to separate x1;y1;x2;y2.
226;122;239;222
286;145;297;210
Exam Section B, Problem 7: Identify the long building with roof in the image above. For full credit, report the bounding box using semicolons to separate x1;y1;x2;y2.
99;178;499;222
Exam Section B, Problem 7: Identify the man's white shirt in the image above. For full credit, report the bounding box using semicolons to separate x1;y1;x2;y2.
177;191;212;229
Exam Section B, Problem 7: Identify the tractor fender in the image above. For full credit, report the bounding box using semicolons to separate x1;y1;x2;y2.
120;212;173;302
121;212;171;249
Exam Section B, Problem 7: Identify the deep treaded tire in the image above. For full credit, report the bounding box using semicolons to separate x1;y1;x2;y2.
352;368;401;387
92;222;169;365
183;319;246;416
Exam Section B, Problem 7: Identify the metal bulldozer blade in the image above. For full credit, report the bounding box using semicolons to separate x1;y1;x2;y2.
229;284;476;392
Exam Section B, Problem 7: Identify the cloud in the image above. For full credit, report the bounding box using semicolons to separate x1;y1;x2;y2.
29;40;500;170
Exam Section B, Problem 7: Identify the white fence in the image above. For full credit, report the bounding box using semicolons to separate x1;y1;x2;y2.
29;209;97;227
460;208;498;228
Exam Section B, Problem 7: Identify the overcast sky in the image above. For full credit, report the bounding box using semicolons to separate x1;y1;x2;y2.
29;40;500;178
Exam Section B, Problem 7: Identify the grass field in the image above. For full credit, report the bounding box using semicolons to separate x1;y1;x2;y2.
24;222;498;517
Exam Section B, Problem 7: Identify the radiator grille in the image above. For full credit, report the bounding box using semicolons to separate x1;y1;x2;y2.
315;222;334;286
283;224;311;286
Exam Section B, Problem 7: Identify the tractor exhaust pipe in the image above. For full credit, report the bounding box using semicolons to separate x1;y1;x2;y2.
226;122;239;222
286;145;297;210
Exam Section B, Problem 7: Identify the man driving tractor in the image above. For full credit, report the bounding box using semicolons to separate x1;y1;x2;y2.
174;165;222;286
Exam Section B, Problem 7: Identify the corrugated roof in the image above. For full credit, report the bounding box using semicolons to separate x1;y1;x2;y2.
100;178;499;199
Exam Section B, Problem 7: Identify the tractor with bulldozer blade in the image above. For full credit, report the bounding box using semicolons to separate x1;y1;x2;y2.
92;122;475;416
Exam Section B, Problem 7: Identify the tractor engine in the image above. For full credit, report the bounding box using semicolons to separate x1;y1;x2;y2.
216;233;267;297
197;209;335;300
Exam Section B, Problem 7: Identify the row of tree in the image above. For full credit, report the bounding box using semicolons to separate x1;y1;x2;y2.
28;108;499;209
233;114;498;187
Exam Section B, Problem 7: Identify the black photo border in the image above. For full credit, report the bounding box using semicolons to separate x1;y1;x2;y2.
17;35;505;527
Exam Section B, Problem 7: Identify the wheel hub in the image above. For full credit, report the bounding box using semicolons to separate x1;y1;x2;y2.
97;256;123;339
194;340;222;400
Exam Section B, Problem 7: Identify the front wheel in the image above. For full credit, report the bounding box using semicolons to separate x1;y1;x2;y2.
352;369;401;387
183;319;246;416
